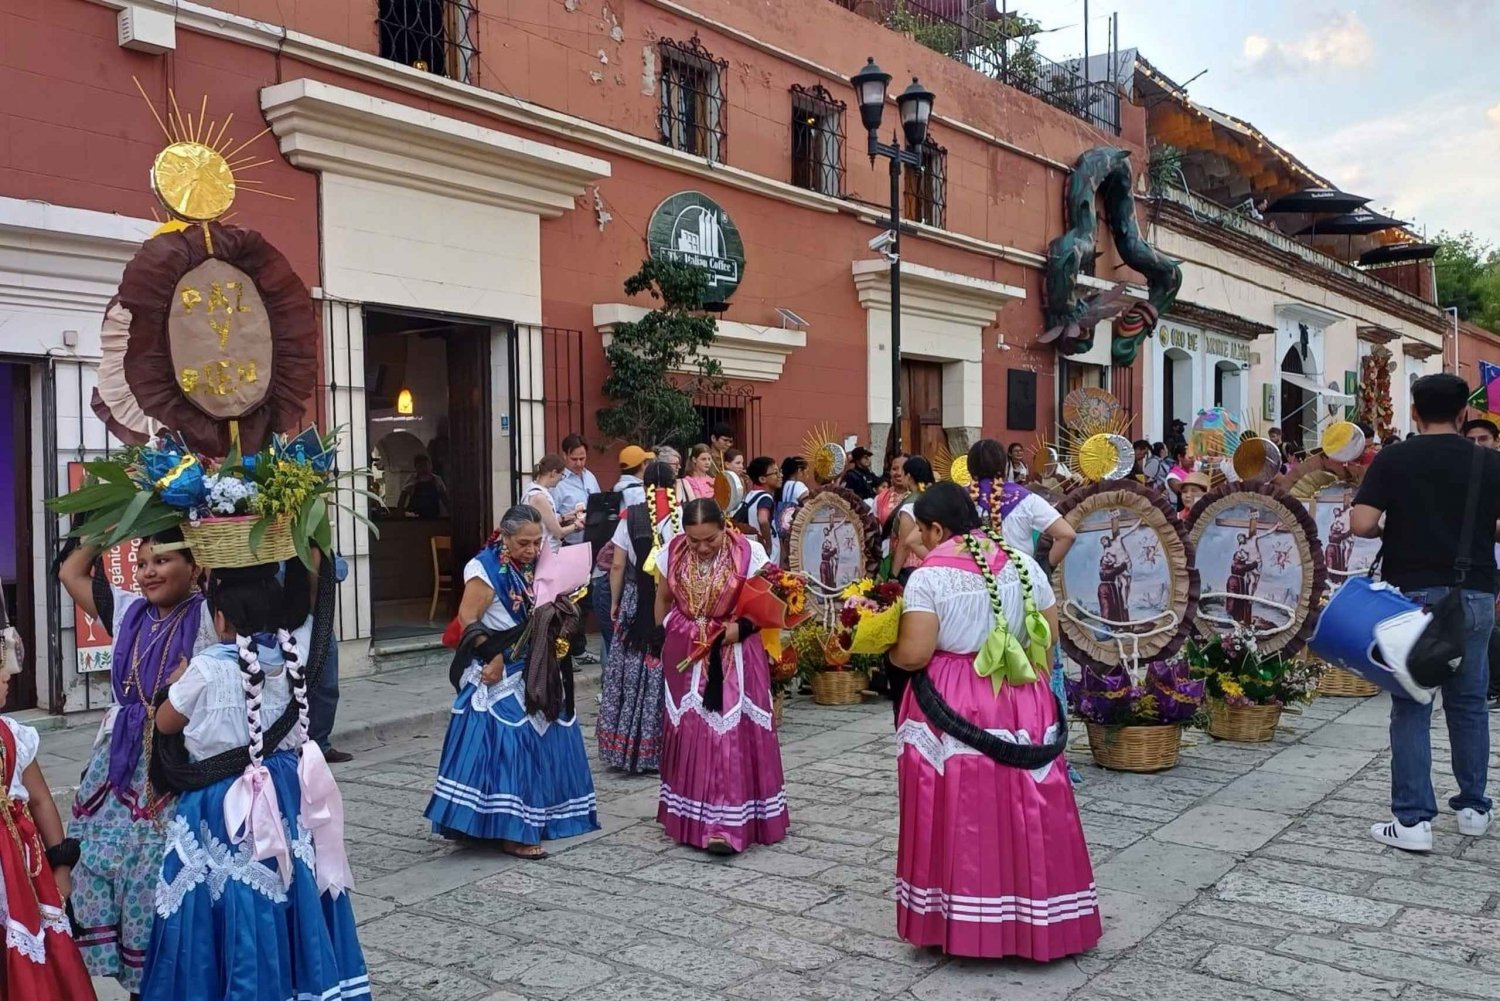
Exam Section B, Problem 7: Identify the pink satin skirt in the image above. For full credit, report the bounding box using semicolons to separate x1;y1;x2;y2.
895;652;1101;959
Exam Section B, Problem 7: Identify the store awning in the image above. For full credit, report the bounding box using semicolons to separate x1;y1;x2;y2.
1281;371;1354;403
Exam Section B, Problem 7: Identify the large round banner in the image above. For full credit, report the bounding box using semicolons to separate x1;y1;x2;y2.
1305;482;1380;587
786;485;880;601
1186;482;1327;657
1052;480;1199;672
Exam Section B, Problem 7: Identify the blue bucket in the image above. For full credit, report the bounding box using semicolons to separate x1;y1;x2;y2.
1309;577;1430;702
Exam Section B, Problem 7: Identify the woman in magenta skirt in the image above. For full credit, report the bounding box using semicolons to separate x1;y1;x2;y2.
888;482;1100;960
652;499;788;854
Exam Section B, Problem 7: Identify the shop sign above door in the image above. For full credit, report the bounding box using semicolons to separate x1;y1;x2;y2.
647;191;745;301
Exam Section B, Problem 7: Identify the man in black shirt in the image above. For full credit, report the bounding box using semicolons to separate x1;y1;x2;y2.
1352;373;1500;852
840;447;880;501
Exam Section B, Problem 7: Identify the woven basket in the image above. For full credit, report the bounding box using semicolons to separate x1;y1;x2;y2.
1084;722;1181;773
1318;665;1380;698
773;692;785;728
1207;700;1282;742
810;670;867;706
181;515;296;569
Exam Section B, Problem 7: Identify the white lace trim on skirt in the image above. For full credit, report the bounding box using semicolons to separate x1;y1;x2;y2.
155;815;289;918
458;664;578;735
5;905;69;964
663;645;774;736
896;718;1061;783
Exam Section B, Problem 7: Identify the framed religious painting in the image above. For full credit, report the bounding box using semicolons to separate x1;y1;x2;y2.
786;485;880;604
1304;482;1380;591
1052;480;1199;673
1186;482;1327;657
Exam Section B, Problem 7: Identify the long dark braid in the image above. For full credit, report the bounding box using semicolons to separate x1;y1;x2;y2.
236;632;268;767
279;626;309;752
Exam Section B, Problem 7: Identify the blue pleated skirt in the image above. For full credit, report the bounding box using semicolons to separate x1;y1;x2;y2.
424;662;599;844
140;750;369;1001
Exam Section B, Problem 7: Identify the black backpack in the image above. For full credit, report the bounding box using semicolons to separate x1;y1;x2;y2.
1404;445;1485;687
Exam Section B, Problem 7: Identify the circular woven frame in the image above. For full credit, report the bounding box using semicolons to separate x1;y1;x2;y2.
1185;481;1328;659
786;484;882;586
1052;479;1200;673
117;223;317;456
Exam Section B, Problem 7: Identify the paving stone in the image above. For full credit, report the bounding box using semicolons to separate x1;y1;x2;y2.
1346;930;1477;966
1198;943;1405;1000
823;955;926;994
1392;907;1500;952
1277;934;1500;999
1080;798;1183;824
1256;841;1414;876
793;822;887;847
1160;914;1286;949
547;841;661;874
1205;769;1341;813
725;970;882;1001
908;957;1091;1001
614;937;762;989
1367;874;1492;912
590;971;729;1001
1260;744;1378;782
830;929;946;969
812;862;898;897
807;891;904;938
1241;856;1370;894
1155;804;1293;853
633;857;763;893
1297;722;1392;752
715;903;848;943
1130;932;1217;969
726;924;843;971
724;872;842;912
1081;811;1159;848
364;947;497;1001
1096;839;1237;902
1213;871;1400;925
1187;897;1342;935
598;822;679;853
486;944;615;998
358;911;517;977
1094;886;1183;953
1088;958;1299;1001
724;845;839;878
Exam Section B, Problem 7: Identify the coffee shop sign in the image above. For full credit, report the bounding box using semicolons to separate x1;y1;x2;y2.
1157;324;1252;363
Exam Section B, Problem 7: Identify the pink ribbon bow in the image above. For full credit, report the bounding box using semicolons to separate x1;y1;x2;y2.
298;743;355;897
224;763;292;887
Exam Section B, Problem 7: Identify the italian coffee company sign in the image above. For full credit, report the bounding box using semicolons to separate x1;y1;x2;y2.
647;191;746;301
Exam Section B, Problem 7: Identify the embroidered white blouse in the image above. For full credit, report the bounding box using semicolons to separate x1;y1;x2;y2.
96;586;221;746
166;616;314;761
901;550;1056;655
652;536;769;580
463;558;525;631
2;716;39;803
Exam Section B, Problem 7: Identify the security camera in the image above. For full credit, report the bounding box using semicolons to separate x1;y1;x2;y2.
868;229;896;253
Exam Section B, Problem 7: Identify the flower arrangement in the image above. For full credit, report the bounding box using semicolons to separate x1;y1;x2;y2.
1066;657;1205;727
49;426;372;568
1187;629;1319;708
835;578;904;655
769;651;800;697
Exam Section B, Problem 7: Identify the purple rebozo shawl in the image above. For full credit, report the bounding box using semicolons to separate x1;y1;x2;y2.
107;593;205;816
974;478;1030;529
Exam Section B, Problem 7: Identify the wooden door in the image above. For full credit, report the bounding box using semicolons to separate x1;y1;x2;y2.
445;328;492;615
901;361;947;461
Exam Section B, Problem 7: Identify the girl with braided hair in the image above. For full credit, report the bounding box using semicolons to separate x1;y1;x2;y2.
142;560;367;1001
888;483;1099;960
966;439;1075;571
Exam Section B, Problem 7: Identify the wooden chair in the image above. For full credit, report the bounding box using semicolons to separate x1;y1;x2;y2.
429;535;454;623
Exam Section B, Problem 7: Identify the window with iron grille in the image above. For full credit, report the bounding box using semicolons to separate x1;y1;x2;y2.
378;0;479;84
790;84;846;197
658;35;728;162
903;135;947;228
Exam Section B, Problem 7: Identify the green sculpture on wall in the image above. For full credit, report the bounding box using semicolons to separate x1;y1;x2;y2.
1041;147;1182;365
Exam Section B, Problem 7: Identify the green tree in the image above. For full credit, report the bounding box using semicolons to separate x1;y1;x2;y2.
596;259;722;448
1434;230;1500;331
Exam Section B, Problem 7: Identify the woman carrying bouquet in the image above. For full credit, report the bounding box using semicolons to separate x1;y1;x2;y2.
889;483;1099;960
653;499;787;854
598;461;678;772
58;530;219;996
425;505;598;858
142;559;368;1000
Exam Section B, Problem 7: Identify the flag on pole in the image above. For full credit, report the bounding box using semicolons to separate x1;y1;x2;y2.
1481;360;1500;415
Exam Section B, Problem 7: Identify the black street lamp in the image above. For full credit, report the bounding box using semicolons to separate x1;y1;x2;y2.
851;58;935;457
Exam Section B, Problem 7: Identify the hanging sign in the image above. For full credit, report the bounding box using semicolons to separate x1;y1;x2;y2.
647;191;746;301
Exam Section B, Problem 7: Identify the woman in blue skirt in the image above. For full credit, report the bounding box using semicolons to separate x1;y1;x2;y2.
142;560;367;1001
425;504;599;859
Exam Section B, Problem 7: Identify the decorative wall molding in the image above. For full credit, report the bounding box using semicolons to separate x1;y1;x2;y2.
850;259;1024;329
593;303;806;382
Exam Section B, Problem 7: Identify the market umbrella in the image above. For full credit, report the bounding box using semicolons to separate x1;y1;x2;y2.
1266;188;1371;214
1295;209;1406;236
1358;242;1438;266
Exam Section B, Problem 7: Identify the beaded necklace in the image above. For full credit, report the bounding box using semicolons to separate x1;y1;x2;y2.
673;534;735;647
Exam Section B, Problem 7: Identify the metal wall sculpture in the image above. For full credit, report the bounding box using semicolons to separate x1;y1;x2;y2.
1041;147;1183;365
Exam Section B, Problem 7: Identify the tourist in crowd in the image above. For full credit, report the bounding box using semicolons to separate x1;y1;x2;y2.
967;439;1075;570
58;530;218;997
890;456;936;583
780;455;812;529
652;499;787;854
144;559;367;1000
680;444;717;501
591;445;654;665
888;482;1098;959
841;446;881;500
599;461;678;773
1166;443;1193;502
652;444;682;478
723;447;746;478
1352;373;1500;851
523;453;583;551
875;453;910;525
742;456;782;563
1178;471;1210;519
1130;439;1153;482
554;434;599;546
709;422;735;465
1005;442;1029;482
425;505;598;857
1464;418;1498;448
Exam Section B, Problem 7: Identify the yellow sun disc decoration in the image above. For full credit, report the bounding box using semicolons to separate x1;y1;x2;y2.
948;455;972;487
151;142;237;222
1078;433;1132;481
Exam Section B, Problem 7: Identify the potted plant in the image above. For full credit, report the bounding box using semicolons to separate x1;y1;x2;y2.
1188;629;1321;742
1067;657;1205;772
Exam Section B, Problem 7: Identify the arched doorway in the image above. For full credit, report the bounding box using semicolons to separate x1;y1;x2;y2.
1214;360;1244;414
1280;345;1307;452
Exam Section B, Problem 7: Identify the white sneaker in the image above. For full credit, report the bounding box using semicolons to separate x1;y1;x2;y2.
1370;818;1433;852
1458;808;1492;837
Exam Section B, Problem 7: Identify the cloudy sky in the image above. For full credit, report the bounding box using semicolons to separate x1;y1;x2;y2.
1025;1;1500;245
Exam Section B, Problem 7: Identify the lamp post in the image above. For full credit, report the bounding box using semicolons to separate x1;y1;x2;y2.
851;58;935;457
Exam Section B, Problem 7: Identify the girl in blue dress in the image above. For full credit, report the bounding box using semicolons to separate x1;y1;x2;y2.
425;504;599;859
141;560;367;1000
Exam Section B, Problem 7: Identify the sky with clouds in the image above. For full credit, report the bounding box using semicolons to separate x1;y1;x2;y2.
1024;1;1500;246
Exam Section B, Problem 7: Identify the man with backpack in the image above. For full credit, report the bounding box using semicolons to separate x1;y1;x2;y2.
1351;373;1500;852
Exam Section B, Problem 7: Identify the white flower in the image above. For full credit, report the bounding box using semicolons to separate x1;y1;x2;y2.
202;474;258;516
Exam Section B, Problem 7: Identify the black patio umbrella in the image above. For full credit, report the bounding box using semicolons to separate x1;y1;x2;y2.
1294;209;1406;236
1266;188;1371;214
1358;242;1439;266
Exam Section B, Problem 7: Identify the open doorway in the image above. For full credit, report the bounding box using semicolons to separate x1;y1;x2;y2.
1280;344;1308;453
900;360;947;460
0;363;33;710
364;309;493;642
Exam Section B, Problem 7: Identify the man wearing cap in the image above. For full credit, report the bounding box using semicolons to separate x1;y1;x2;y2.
591;445;654;664
841;447;880;501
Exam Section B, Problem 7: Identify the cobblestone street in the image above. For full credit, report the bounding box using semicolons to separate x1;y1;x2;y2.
134;680;1493;1001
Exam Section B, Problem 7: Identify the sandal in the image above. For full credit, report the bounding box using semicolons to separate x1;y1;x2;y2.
705;837;736;856
500;841;549;861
